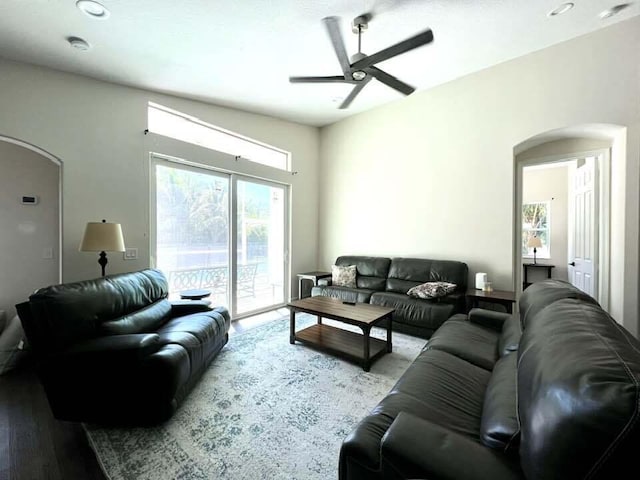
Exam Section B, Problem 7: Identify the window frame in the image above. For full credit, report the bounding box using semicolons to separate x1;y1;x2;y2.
147;102;291;172
522;200;551;259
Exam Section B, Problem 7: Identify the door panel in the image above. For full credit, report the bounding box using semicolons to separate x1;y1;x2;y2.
568;157;598;296
235;179;286;316
155;163;230;308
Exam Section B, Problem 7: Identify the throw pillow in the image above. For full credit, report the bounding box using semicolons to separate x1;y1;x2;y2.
407;281;457;299
332;264;357;288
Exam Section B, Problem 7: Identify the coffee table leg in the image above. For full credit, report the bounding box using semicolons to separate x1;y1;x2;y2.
317;315;322;324
386;315;393;353
362;325;371;372
290;309;296;344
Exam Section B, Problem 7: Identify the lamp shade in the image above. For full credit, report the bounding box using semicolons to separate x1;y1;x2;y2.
527;236;543;249
79;221;125;252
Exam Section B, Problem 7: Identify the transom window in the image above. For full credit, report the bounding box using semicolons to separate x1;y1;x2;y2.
147;102;291;171
522;201;551;258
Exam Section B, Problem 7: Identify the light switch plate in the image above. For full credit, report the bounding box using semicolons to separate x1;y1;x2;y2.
124;248;138;260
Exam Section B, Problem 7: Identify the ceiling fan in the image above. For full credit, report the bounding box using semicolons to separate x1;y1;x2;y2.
289;15;434;109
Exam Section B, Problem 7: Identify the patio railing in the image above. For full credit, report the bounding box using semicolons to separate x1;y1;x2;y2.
167;264;258;298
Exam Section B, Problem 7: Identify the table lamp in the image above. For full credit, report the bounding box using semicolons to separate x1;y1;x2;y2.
79;219;125;276
527;236;542;264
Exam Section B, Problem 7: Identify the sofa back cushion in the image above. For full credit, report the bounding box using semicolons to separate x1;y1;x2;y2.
517;296;640;480
100;299;172;335
335;256;391;291
25;269;169;351
519;279;598;329
386;258;468;294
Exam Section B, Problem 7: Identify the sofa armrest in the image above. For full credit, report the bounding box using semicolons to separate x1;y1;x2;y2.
317;278;332;287
468;308;511;331
380;412;522;480
54;334;160;365
170;300;213;316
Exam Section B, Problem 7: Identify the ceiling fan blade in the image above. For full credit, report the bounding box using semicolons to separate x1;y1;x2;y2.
323;16;352;78
366;67;415;95
351;28;434;70
339;77;372;109
289;75;354;84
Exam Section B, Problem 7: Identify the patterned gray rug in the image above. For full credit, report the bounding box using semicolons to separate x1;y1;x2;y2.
85;314;426;480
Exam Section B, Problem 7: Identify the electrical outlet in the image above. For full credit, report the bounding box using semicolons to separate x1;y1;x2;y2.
43;247;54;259
124;248;138;260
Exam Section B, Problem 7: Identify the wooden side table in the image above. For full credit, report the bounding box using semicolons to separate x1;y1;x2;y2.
522;263;555;289
297;271;332;299
466;289;516;314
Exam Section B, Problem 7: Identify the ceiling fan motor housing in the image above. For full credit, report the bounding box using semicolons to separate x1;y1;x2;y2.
351;14;371;33
350;52;367;63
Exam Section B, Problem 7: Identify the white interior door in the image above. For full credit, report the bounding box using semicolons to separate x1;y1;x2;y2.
568;156;598;296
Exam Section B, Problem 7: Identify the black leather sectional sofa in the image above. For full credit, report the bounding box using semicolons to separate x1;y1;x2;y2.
339;279;640;480
312;256;468;338
16;269;230;425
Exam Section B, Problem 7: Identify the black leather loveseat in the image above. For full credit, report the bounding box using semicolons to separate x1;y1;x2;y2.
312;256;468;338
16;269;230;425
339;279;640;480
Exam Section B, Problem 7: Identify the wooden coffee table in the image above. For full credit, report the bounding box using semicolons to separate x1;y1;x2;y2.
288;296;394;371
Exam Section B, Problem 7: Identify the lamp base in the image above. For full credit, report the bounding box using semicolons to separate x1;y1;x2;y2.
98;251;108;277
533;247;537;265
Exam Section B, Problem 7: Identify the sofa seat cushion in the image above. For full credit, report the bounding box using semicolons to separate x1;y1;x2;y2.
341;349;491;472
158;312;228;345
311;285;376;303
480;352;519;451
425;315;499;370
156;331;202;372
369;292;454;331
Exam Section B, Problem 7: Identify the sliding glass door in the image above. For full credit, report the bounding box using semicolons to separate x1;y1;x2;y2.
153;158;288;318
235;179;286;315
155;163;231;308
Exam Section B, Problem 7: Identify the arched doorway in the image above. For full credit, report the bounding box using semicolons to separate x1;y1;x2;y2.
0;136;62;320
512;123;625;317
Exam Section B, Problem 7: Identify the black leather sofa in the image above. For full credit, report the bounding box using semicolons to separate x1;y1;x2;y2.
339;279;640;480
312;256;468;338
16;269;230;425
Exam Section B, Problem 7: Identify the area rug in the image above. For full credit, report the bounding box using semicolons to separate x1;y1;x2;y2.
84;314;426;480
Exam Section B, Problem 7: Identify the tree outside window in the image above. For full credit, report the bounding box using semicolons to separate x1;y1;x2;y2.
522;201;550;258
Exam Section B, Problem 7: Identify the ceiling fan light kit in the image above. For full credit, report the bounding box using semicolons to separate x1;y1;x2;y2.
289;14;434;109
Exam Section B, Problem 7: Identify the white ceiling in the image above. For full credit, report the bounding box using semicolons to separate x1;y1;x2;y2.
0;0;638;126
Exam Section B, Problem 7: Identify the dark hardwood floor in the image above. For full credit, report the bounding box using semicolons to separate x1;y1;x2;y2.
0;308;287;480
0;365;106;480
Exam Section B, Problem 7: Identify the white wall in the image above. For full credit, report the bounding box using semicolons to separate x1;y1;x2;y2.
319;17;640;334
0;58;320;300
0;141;59;318
522;165;569;281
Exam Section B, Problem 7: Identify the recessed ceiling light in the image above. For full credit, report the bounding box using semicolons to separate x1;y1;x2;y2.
68;36;91;51
599;3;631;19
548;3;575;17
76;0;110;20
